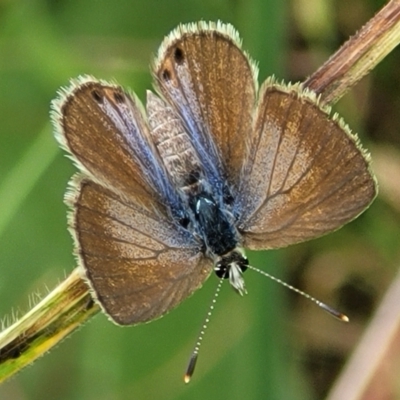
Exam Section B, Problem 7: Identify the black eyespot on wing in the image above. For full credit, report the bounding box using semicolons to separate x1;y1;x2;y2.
113;91;125;103
91;89;103;103
174;47;184;64
162;69;171;81
179;216;190;229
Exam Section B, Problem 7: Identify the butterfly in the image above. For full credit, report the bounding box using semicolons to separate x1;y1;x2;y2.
51;21;377;328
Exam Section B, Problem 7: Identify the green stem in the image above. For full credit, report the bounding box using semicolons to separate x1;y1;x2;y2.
0;268;99;383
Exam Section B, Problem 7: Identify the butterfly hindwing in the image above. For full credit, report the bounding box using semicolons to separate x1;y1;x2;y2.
69;177;212;325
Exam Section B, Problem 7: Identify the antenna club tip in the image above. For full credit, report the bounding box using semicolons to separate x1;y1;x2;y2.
184;353;198;383
340;314;350;322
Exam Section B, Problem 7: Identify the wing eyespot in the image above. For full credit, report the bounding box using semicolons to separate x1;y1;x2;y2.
162;69;171;81
174;47;184;64
91;89;103;103
113;91;125;103
179;216;190;229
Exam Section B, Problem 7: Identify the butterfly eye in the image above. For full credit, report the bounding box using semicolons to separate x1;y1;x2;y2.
174;47;184;64
91;89;103;103
214;261;228;279
113;91;125;103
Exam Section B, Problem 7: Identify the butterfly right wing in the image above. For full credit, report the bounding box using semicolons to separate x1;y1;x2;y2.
69;177;212;325
238;81;377;250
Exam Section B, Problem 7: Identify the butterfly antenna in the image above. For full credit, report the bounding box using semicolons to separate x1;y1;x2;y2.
247;265;349;322
184;276;225;383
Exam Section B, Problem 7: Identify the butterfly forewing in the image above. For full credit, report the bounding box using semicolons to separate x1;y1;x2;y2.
153;22;257;192
70;178;211;325
52;77;178;210
239;82;377;250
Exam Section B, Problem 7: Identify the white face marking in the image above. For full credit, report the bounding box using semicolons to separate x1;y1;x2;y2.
228;263;247;295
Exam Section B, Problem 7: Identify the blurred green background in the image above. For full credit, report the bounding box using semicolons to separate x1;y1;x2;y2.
0;0;399;399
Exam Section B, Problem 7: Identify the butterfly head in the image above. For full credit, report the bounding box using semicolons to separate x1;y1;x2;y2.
214;248;248;295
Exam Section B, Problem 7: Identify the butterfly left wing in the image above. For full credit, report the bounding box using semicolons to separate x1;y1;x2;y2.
69;177;212;325
153;22;257;193
238;81;377;250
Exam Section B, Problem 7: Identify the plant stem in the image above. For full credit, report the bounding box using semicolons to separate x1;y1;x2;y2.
0;268;99;384
304;0;400;104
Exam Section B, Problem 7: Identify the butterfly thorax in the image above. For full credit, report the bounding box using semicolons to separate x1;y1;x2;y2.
188;191;235;254
188;190;248;294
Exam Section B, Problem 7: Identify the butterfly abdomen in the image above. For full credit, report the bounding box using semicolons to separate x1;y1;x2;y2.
147;91;205;196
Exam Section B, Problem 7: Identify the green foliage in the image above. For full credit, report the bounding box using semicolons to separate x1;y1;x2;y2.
0;0;395;399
